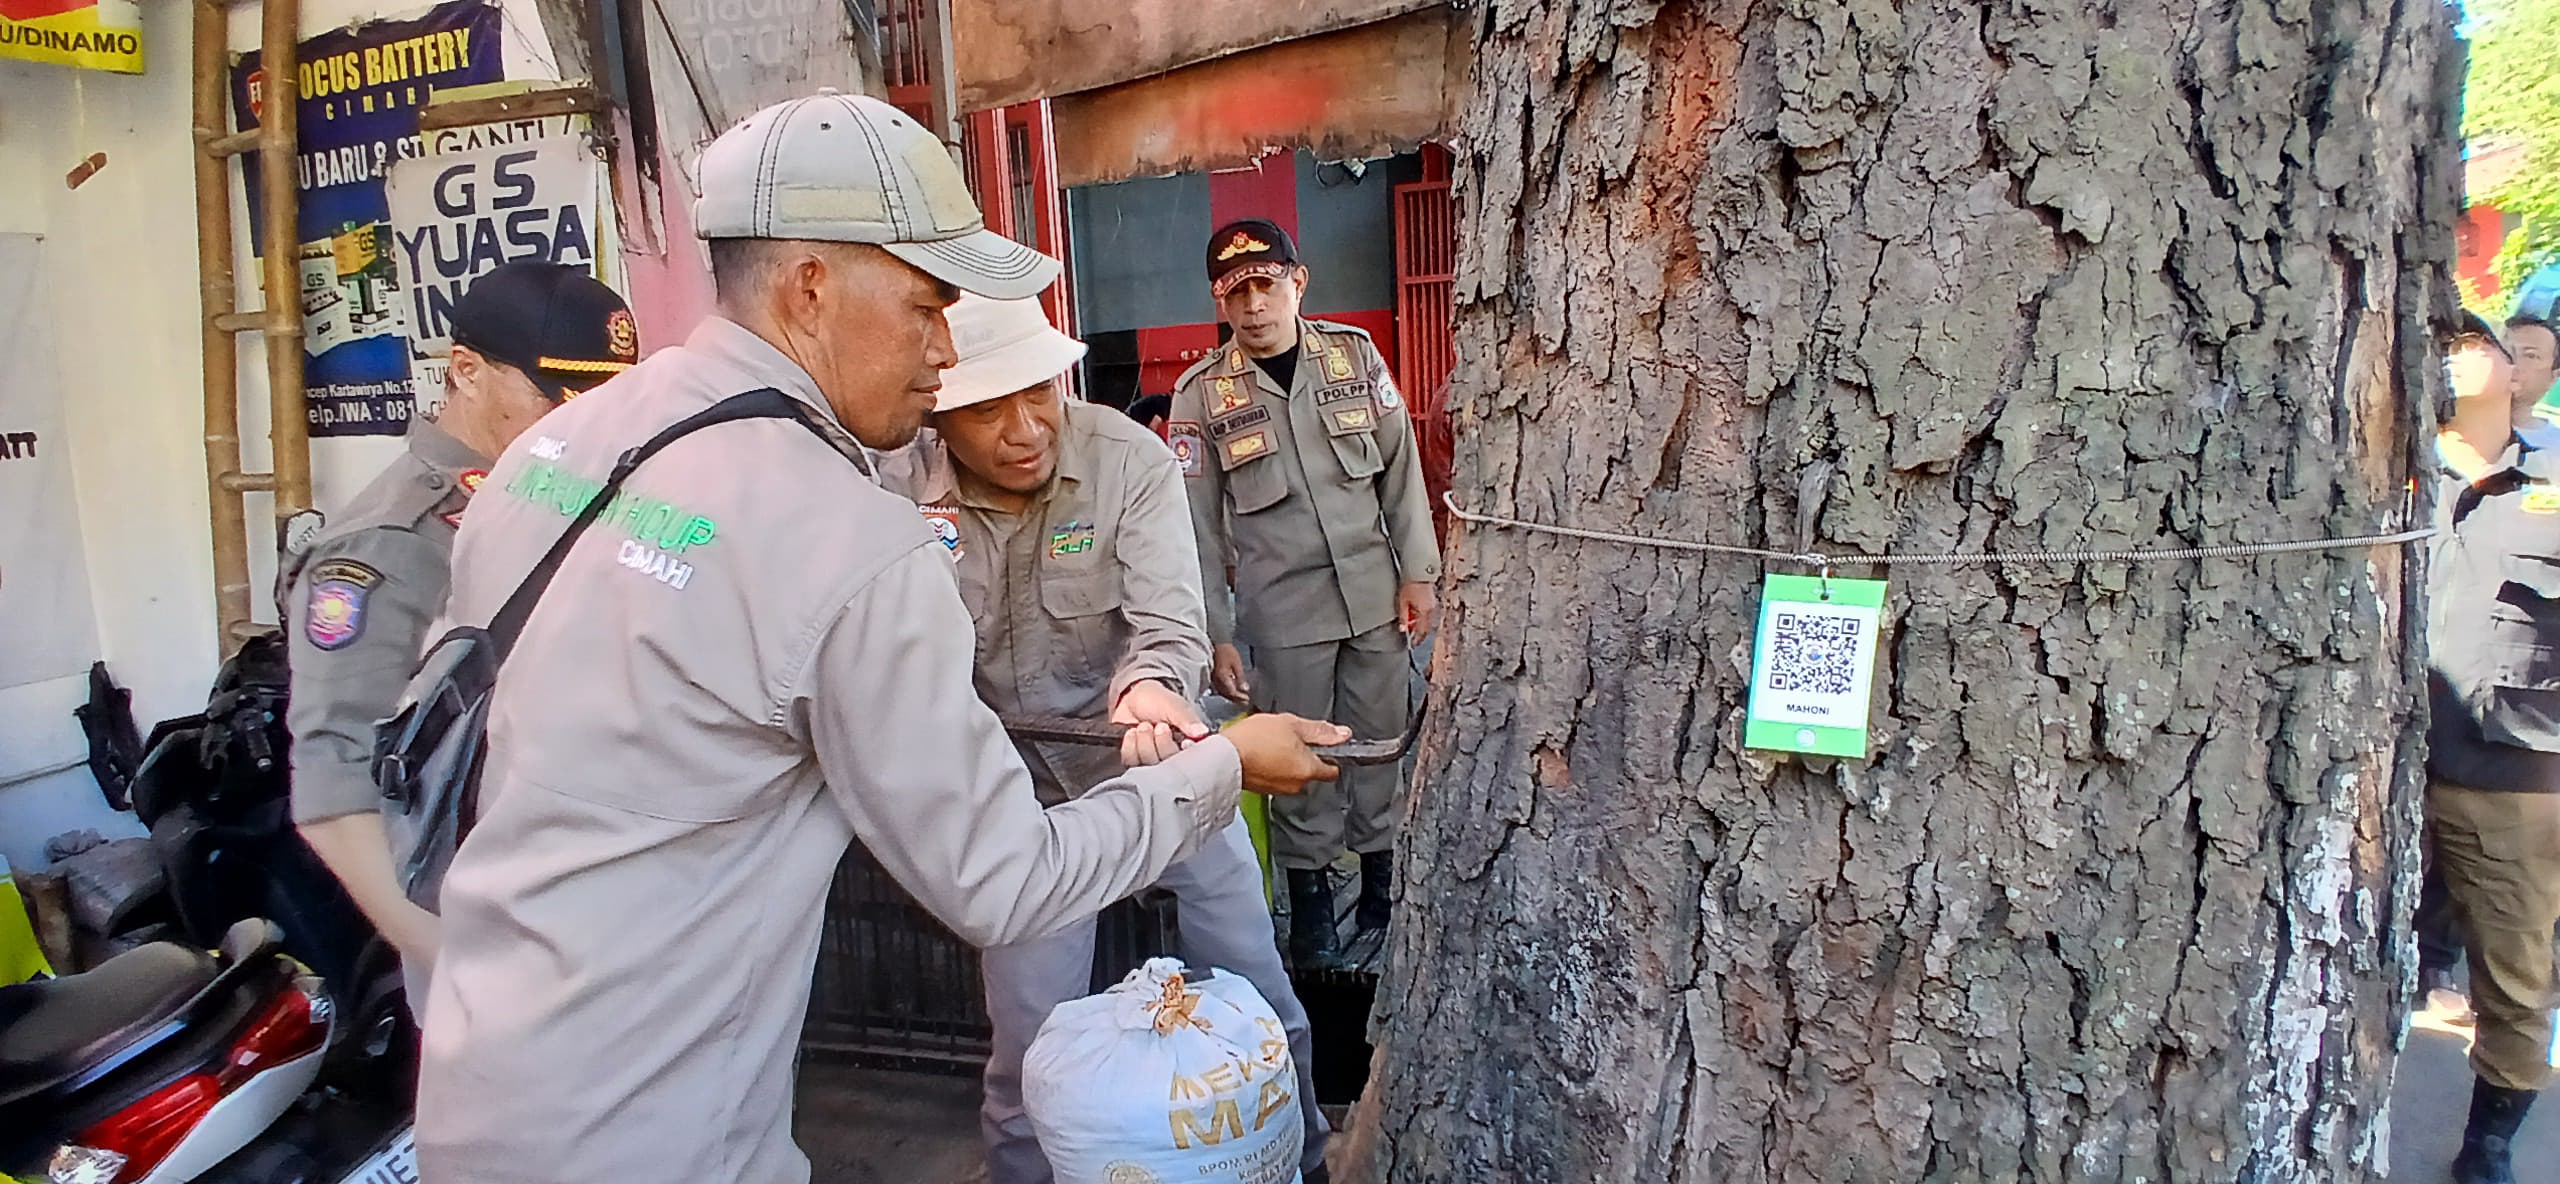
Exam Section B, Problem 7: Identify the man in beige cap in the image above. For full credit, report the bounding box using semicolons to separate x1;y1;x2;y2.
880;294;1332;1184
413;92;1346;1183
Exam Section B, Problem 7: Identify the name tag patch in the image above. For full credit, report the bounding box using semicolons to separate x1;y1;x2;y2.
1209;403;1272;438
1317;381;1371;407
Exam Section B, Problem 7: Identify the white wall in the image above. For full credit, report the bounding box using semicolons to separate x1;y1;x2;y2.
0;0;559;870
1;0;220;867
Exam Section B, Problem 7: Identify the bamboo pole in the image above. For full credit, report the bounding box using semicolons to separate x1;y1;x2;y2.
191;0;251;641
259;0;310;522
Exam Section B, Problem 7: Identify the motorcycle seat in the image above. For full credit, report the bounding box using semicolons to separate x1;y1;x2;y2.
0;941;219;1106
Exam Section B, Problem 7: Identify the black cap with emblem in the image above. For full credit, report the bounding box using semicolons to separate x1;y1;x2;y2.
1206;218;1301;299
449;261;640;403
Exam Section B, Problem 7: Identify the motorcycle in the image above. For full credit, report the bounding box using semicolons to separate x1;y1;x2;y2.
0;919;337;1184
4;636;418;1184
121;633;407;1067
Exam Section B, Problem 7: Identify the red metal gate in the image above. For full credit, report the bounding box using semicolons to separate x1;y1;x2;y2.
1393;168;1456;542
961;102;1074;338
880;0;938;126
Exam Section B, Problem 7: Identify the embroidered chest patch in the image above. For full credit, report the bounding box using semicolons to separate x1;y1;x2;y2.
1212;376;1249;414
1324;344;1356;382
1050;520;1098;558
1225;431;1272;465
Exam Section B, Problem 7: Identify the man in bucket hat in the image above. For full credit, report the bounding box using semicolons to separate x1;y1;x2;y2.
413;92;1348;1183
880;293;1332;1184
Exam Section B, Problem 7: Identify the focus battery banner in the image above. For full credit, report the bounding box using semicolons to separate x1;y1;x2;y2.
229;0;503;438
0;0;143;74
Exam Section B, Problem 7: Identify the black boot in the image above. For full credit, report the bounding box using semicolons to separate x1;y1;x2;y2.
2451;1078;2536;1184
1288;868;1345;970
1356;849;1393;933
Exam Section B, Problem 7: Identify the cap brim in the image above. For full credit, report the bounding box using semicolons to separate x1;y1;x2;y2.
885;230;1062;301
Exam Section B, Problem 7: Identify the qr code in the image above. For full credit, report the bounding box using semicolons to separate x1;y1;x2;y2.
1766;610;1863;695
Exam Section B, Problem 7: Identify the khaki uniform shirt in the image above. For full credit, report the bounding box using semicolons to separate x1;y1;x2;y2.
281;418;489;825
879;401;1209;802
414;317;1243;1184
1168;319;1440;650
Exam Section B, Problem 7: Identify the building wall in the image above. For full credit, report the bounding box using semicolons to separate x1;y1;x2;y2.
0;0;562;870
1068;147;1419;407
1068;170;1213;336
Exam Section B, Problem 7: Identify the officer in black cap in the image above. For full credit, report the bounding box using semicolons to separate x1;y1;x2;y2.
2426;310;2560;1184
1168;218;1441;967
280;260;638;992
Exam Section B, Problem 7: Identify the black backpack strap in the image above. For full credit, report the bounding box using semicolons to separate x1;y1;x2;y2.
483;387;819;655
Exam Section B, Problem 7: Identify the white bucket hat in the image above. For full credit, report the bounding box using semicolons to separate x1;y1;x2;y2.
934;293;1088;412
694;91;1062;301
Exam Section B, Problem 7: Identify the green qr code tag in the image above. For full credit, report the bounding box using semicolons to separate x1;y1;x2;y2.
1744;574;1886;758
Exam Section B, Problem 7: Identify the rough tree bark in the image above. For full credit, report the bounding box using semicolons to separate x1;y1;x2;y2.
1349;1;2461;1181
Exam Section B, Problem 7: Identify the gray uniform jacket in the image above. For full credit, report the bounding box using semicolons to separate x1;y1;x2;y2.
413;317;1244;1184
282;417;489;825
879;400;1210;803
1168;319;1440;650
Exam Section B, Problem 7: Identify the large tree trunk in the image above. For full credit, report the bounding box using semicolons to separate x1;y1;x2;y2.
1351;2;2461;1181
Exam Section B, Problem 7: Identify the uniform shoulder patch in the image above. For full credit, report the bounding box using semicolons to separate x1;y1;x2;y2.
919;503;966;559
302;558;383;652
280;509;327;558
308;557;384;589
1169;421;1206;478
1172;351;1222;390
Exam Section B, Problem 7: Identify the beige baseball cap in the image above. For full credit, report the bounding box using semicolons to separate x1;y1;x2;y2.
694;91;1062;301
934;293;1088;412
